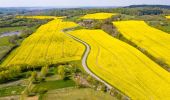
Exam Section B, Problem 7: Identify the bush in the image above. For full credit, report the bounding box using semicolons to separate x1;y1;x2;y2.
32;87;48;94
39;87;48;94
28;92;36;97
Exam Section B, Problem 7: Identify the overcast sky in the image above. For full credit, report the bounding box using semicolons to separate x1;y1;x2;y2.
0;0;170;7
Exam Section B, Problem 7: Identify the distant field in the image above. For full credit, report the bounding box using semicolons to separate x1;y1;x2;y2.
113;20;170;66
1;17;84;67
81;13;117;20
16;16;60;19
68;29;170;99
42;88;116;100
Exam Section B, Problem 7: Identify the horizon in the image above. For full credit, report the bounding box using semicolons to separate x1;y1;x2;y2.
0;0;170;8
0;4;170;9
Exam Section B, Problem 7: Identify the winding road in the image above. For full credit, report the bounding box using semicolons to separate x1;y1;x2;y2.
64;32;112;89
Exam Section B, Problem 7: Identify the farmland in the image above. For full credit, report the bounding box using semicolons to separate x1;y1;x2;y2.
166;16;170;19
0;5;170;100
16;16;64;19
113;20;170;67
0;16;50;62
81;13;117;20
68;29;170;99
1;17;84;68
41;88;116;100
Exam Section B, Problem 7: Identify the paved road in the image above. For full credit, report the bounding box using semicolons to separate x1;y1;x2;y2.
64;32;112;89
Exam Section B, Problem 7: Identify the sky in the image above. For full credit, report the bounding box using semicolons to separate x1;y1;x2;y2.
0;0;170;7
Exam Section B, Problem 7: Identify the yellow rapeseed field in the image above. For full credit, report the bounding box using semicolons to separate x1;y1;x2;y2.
68;29;170;100
166;16;170;19
1;17;84;67
81;13;117;20
113;20;170;66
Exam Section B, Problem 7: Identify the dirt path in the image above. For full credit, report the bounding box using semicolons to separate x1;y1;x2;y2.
0;79;25;88
0;95;20;100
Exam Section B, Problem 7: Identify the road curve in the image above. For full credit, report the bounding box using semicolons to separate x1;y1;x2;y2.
64;32;112;89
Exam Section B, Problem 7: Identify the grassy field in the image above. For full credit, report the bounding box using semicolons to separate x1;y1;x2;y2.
41;88;116;100
147;20;170;34
155;24;170;33
68;29;170;99
0;36;14;60
0;26;25;34
0;85;25;97
1;17;84;68
0;36;12;47
113;20;170;66
32;80;75;92
81;13;117;20
0;46;11;60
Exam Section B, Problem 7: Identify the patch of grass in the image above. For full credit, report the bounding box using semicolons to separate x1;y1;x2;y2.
0;36;14;61
0;46;11;61
32;80;75;92
0;26;26;34
41;88;117;100
0;36;12;46
147;20;170;33
0;85;25;97
156;24;170;33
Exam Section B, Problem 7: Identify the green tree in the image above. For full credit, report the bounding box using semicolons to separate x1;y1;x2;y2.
86;75;93;83
57;65;65;79
109;88;115;96
30;71;37;82
40;65;49;78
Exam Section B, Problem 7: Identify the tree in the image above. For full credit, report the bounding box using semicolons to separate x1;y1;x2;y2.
109;88;115;96
75;75;81;88
30;71;37;82
9;66;21;79
86;75;93;83
100;83;107;92
57;65;65;79
0;66;21;83
20;29;33;38
40;65;49;78
0;71;6;81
